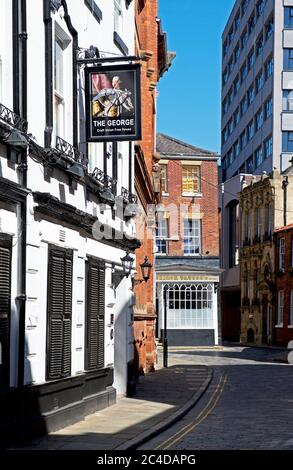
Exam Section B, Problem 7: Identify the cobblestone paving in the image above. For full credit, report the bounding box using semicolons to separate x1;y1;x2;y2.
140;346;293;450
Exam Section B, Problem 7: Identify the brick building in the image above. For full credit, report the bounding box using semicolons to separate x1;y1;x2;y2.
275;224;293;346
133;0;174;376
155;133;221;347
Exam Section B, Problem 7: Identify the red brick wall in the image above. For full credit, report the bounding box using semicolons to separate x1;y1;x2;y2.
161;159;219;257
136;0;158;176
133;0;160;374
275;228;293;346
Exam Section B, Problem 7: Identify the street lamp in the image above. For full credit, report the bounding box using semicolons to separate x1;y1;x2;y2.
121;250;134;277
5;129;28;149
140;256;152;282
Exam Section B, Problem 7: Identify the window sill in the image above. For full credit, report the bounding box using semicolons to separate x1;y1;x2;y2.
288;325;293;329
162;192;169;197
183;254;201;257
182;192;202;197
275;324;284;328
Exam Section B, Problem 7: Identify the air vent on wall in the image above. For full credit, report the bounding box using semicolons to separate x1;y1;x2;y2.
59;230;66;242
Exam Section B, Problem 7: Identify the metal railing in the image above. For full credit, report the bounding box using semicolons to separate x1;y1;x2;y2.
91;167;116;191
0;102;28;133
55;136;83;162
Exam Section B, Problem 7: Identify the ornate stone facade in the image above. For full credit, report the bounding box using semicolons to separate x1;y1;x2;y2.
239;170;293;345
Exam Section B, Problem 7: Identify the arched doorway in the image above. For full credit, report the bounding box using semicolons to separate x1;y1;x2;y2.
247;328;255;344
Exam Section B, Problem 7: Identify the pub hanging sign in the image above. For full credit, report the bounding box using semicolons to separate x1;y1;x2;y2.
85;64;141;142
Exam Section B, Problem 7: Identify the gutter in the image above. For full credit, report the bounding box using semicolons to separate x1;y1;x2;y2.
158;153;219;162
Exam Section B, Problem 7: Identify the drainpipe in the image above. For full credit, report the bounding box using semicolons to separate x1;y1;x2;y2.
282;176;289;227
13;0;28;388
43;0;53;148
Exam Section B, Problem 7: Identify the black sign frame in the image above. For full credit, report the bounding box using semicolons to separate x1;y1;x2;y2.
85;63;141;142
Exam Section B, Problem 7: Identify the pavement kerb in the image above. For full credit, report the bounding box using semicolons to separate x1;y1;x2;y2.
227;341;290;352
115;367;213;451
157;346;224;351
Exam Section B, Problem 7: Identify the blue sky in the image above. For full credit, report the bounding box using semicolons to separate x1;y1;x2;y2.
158;0;236;153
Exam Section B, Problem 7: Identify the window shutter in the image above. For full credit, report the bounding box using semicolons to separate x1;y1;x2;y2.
86;258;105;371
0;237;12;389
62;255;73;377
97;265;105;369
47;246;73;380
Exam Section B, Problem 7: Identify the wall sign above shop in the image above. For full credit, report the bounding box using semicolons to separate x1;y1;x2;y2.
85;64;141;142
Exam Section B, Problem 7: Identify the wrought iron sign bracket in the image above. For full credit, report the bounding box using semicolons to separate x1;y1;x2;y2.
77;46;139;67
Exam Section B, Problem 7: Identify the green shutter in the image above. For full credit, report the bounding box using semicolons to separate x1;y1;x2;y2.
47;246;73;380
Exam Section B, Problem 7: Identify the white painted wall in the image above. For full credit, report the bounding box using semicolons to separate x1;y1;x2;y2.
113;274;133;396
0;0;136;396
0;1;13;109
0;200;19;387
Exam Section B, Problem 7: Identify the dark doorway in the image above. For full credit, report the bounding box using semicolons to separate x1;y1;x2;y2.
221;289;241;342
247;328;255;344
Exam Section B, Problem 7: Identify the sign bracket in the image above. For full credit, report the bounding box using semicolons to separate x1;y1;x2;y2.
77;46;140;67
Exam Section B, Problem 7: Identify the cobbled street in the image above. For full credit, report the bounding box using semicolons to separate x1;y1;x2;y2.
139;346;293;450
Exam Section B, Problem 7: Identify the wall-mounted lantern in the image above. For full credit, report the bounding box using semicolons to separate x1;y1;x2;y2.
121;250;135;277
140;256;152;282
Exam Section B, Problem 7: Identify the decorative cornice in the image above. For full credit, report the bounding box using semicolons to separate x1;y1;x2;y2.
146;67;155;78
139;50;153;62
33;192;141;251
0;176;30;203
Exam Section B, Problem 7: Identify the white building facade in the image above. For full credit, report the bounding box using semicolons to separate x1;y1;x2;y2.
0;0;140;440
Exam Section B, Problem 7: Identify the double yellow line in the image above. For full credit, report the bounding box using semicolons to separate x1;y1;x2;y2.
156;374;228;450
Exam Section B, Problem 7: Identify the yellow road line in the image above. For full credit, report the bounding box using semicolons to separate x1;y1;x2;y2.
155;375;224;450
156;374;228;450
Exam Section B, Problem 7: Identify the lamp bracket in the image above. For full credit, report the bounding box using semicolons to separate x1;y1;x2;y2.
132;278;144;286
77;47;139;66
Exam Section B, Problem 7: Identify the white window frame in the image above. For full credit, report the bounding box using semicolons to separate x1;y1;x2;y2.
114;0;123;36
53;23;71;144
167;283;214;330
277;290;284;327
156;218;168;255
183;219;201;255
182;165;201;196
